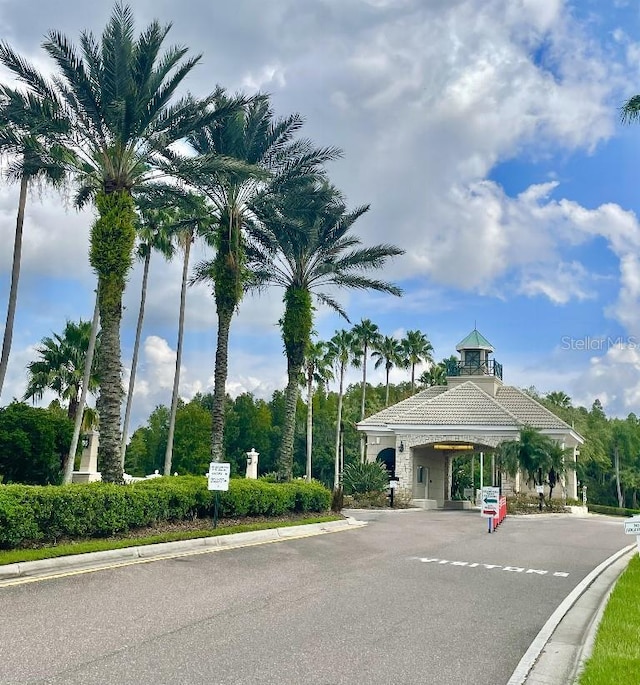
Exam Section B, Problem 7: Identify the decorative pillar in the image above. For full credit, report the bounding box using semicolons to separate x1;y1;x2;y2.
72;431;101;483
245;448;259;479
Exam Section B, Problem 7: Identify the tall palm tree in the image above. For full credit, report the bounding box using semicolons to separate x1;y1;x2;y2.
249;181;403;480
120;202;176;467
24;319;100;421
164;193;212;476
302;339;333;482
351;318;381;422
0;87;68;399
0;4;239;482
402;329;434;391
189;94;339;462
326;329;359;490
372;335;405;406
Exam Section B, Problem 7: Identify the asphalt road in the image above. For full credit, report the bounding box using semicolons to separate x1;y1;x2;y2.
0;511;629;685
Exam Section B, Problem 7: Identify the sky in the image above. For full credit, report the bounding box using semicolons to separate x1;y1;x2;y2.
2;0;640;435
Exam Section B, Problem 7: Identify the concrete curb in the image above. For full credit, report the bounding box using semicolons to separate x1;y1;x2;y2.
0;517;366;584
507;543;636;685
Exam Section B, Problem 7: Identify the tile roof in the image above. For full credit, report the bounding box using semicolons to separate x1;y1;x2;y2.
359;381;576;433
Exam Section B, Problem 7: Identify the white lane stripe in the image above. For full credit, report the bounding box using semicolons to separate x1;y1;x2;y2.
415;557;570;577
506;544;636;685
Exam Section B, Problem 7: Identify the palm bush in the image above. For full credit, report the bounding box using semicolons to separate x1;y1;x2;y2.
342;461;389;496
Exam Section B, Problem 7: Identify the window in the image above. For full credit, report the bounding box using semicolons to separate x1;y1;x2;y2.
417;465;424;483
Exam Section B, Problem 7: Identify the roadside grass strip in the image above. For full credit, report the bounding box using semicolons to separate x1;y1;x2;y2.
578;554;640;685
0;516;342;566
415;557;570;578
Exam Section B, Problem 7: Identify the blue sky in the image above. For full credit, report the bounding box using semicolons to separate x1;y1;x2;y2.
2;0;640;433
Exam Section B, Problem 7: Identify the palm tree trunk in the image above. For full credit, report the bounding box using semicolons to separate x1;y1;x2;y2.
164;234;192;475
211;305;232;463
385;366;390;406
278;370;300;480
120;250;151;468
614;445;623;508
306;372;313;482
359;344;367;463
334;364;345;490
91;190;136;484
0;174;28;399
411;363;416;392
63;294;99;484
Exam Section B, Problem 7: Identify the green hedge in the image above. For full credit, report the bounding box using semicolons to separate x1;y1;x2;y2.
587;504;640;517
0;476;331;549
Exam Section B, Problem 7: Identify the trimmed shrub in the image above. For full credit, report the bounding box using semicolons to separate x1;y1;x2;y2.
0;476;331;549
588;504;640;517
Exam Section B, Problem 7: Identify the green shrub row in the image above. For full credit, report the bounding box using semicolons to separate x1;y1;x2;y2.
587;503;640;517
0;476;331;548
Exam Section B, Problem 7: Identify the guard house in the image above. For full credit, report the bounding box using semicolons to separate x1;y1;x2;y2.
357;329;583;509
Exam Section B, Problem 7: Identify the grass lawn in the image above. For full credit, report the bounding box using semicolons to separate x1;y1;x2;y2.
579;554;640;684
0;515;342;567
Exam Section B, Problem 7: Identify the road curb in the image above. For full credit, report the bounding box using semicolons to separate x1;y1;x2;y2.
506;543;636;685
0;517;366;584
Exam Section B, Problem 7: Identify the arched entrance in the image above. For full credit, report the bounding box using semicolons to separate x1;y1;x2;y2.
376;447;396;477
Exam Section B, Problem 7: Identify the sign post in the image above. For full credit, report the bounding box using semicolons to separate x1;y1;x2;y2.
624;515;640;555
389;477;399;508
481;486;500;533
207;462;230;528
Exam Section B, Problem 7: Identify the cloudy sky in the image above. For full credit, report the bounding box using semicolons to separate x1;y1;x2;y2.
2;0;640;434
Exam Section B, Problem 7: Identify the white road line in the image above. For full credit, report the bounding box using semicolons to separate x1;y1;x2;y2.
414;557;570;577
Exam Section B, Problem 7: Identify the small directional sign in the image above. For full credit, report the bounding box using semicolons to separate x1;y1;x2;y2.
207;462;230;491
624;515;640;536
481;486;500;518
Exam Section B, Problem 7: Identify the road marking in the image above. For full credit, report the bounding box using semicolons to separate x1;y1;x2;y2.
414;557;570;577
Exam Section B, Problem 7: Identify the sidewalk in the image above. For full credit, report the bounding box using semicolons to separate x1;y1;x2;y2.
508;544;636;685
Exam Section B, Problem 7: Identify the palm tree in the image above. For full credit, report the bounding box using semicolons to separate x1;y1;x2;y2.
164;194;212;476
499;427;571;508
546;391;571;409
24;319;100;421
0;4;238;482
189;94;339;463
120;202;176;467
351;318;381;460
372;335;405;406
302;340;333;482
326;330;357;490
0;86;68;399
249;182;403;480
419;360;447;387
402;329;434;391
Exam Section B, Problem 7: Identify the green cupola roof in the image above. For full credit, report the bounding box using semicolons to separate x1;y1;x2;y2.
455;328;494;352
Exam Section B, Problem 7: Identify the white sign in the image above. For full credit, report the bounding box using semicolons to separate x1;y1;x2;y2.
624;516;640;535
389;480;398;490
463;488;474;500
207;462;230;491
536;485;544;495
481;486;500;518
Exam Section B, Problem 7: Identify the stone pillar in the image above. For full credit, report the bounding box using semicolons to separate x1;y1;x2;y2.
245;448;259;479
72;431;101;483
396;436;412;495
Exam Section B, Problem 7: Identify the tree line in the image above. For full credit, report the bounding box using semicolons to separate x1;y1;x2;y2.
0;3;403;485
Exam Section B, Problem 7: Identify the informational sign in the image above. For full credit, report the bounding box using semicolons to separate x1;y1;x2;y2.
624;516;640;535
389;479;398;489
536;485;544;495
207;462;230;491
481;486;500;518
